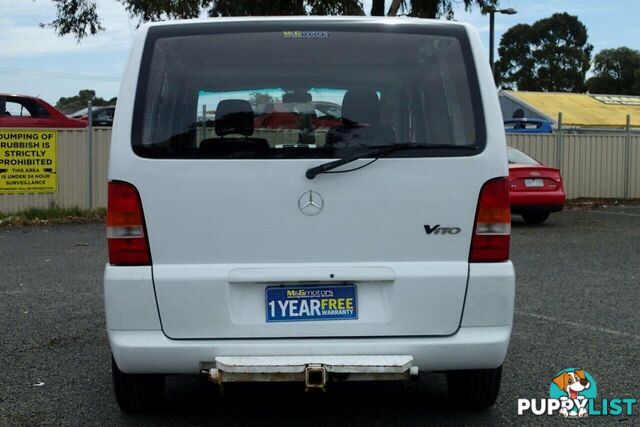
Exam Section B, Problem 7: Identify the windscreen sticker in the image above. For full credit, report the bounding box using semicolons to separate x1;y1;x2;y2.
282;31;329;38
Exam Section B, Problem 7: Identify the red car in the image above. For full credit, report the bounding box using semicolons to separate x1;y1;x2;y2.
508;147;566;224
0;94;86;128
254;101;342;129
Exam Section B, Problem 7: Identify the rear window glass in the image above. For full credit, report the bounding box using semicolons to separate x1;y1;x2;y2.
507;147;539;165
133;23;484;159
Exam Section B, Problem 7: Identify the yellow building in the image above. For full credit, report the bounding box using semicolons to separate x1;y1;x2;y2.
499;91;640;129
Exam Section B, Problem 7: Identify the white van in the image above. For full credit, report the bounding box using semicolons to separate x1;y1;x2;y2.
105;16;515;413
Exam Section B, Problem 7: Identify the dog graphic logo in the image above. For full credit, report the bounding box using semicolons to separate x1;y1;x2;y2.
550;369;597;417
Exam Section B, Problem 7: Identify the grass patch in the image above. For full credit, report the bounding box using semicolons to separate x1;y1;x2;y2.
0;206;106;227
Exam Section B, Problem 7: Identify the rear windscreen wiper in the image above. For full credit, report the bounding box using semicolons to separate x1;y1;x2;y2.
305;143;478;179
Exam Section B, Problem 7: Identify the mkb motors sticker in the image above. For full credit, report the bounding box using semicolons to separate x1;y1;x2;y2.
517;368;638;417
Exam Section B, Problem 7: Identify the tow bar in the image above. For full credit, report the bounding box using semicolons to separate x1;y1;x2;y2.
203;355;417;391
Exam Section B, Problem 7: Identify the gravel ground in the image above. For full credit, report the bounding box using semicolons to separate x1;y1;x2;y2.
1;205;639;425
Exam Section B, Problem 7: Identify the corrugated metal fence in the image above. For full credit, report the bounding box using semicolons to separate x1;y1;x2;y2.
0;128;110;212
1;129;639;213
508;133;640;199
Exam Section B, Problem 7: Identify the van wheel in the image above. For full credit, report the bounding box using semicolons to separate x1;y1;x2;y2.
446;366;502;409
522;211;550;224
112;356;165;414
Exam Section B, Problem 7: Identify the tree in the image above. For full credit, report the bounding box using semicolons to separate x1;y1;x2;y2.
495;13;593;92
403;0;497;19
586;47;640;95
47;0;498;40
371;0;385;16
493;24;537;90
56;89;117;114
377;0;499;18
248;92;279;109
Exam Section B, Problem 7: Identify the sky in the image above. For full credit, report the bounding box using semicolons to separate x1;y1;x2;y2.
1;0;639;106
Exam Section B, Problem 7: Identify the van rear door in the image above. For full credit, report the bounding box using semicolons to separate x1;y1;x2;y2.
113;21;507;339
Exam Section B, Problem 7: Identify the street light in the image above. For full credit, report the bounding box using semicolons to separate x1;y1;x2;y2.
484;6;518;78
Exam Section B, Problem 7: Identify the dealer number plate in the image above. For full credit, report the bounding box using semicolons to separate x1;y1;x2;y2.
265;284;358;322
525;178;544;187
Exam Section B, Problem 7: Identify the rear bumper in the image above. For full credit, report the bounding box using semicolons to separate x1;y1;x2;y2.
509;190;566;210
109;325;512;374
511;204;564;214
105;262;515;374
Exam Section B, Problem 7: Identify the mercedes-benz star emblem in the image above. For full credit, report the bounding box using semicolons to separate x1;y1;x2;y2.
298;190;324;216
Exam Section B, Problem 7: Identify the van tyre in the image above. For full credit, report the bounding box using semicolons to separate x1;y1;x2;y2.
522;211;550;224
112;356;165;414
446;366;502;409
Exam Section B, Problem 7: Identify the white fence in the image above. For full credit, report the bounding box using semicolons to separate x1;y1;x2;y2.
1;129;639;213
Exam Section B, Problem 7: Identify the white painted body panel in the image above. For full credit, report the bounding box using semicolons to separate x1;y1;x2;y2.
106;17;514;372
109;326;512;374
106;261;514;373
153;261;468;338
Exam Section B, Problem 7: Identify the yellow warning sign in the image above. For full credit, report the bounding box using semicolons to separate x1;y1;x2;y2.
0;130;57;194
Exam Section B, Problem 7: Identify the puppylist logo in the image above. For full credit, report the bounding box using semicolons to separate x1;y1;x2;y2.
518;368;637;417
550;369;596;417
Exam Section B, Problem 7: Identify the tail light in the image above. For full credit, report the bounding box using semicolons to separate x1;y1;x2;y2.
469;177;510;262
107;181;151;265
